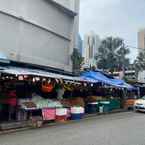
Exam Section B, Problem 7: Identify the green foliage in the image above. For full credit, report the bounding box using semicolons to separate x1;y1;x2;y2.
71;48;84;74
96;37;130;72
134;51;145;74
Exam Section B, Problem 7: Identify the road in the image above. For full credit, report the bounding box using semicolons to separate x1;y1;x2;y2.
0;112;145;145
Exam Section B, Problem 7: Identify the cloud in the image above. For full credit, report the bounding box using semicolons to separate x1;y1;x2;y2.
79;0;145;62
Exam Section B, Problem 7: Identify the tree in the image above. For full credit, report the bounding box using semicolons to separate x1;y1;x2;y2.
134;51;145;74
71;48;84;74
96;37;130;72
116;44;130;69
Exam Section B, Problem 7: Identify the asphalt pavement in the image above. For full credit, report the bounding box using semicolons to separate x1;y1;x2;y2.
0;112;145;145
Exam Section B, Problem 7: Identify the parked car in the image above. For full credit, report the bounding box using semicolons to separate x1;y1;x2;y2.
134;96;145;112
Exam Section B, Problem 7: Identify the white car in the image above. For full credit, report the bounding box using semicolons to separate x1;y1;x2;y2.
134;96;145;112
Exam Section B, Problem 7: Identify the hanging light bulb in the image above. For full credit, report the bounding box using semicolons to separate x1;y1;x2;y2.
10;77;13;80
18;76;24;80
32;78;35;82
35;77;40;81
24;75;28;79
42;78;46;81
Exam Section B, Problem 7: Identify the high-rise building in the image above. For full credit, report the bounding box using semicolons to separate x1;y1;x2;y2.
138;29;145;52
0;0;80;73
76;34;83;56
83;31;101;67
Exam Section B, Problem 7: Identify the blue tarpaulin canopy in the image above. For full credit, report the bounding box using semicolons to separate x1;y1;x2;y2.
81;76;98;83
81;71;135;90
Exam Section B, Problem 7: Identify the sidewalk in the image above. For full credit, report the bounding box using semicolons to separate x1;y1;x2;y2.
0;109;128;135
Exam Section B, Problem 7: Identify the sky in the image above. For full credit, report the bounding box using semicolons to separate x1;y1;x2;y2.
79;0;145;62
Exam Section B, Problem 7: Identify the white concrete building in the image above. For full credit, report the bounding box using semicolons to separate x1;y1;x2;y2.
0;0;80;73
83;31;101;68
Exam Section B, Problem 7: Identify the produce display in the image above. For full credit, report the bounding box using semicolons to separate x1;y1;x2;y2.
124;99;136;109
21;102;36;109
61;97;85;107
19;95;63;110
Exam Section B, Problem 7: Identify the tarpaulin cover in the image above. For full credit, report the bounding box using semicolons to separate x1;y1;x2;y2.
81;71;135;90
0;66;135;89
0;66;97;83
80;76;98;83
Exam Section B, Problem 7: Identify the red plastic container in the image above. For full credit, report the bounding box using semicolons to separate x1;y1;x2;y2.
56;115;67;122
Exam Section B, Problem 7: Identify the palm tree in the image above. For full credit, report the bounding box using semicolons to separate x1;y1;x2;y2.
96;37;130;72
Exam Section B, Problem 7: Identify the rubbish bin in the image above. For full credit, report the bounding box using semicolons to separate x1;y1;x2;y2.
85;102;99;114
99;101;111;112
56;108;68;122
109;99;121;110
71;107;84;120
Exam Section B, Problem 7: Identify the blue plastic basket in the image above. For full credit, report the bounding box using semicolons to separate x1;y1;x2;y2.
71;113;84;120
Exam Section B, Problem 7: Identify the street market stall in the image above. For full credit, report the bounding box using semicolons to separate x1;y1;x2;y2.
0;67;135;129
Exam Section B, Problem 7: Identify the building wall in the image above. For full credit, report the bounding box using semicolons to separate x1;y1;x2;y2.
53;0;80;67
138;29;145;52
53;0;77;12
0;0;79;72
